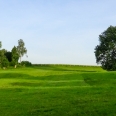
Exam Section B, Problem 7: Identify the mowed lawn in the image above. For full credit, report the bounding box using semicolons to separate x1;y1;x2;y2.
0;65;116;116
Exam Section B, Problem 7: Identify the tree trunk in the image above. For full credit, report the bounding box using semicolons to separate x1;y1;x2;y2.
14;65;17;68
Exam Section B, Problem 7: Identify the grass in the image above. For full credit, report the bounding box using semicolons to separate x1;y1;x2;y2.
0;65;116;116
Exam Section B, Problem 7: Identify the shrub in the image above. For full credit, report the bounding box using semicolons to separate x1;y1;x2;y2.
21;61;32;67
1;57;9;68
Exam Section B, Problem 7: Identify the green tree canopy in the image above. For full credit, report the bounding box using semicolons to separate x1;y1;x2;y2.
17;39;27;63
0;49;8;68
5;51;12;62
1;57;9;68
94;25;116;70
11;46;19;67
0;41;2;48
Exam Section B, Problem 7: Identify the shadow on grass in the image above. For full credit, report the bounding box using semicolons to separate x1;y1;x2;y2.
0;73;82;80
11;82;40;87
0;73;33;79
0;73;89;87
83;73;116;86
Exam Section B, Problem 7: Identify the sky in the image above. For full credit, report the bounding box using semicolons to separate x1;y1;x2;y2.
0;0;116;65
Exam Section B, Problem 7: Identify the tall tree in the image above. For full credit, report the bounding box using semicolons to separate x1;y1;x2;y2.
0;41;2;49
11;46;19;67
0;49;8;68
5;52;12;62
1;57;9;68
17;39;27;63
0;49;4;65
94;25;116;70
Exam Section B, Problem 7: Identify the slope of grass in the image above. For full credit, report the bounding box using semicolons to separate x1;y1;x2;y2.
0;65;115;116
32;64;104;72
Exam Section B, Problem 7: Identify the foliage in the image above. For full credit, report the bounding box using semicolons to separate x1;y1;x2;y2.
17;39;27;63
1;57;9;68
0;41;2;48
21;61;32;67
0;40;28;68
5;51;12;62
0;49;8;67
95;25;116;70
11;46;19;66
0;49;4;64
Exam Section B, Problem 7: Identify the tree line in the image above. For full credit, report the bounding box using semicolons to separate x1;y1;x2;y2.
0;39;28;69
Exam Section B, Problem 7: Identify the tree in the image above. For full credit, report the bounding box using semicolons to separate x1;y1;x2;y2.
0;41;2;48
5;51;12;62
1;57;9;68
0;49;4;66
0;49;8;68
17;39;27;63
21;61;32;67
11;46;19;67
94;25;116;70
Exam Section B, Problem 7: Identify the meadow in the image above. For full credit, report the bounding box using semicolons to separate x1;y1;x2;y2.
0;65;116;116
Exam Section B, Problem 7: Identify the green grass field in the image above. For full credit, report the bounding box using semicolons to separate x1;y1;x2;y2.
0;65;116;116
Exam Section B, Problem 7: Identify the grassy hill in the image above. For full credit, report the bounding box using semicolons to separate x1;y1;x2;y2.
0;65;116;116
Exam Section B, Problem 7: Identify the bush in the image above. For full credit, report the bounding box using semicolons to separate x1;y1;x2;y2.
21;61;32;67
1;57;9;68
10;61;15;66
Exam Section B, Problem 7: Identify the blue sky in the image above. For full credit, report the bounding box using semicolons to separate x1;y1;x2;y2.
0;0;116;65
